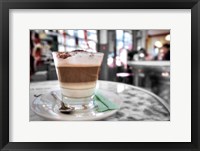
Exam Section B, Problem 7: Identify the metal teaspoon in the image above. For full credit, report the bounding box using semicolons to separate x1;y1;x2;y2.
51;91;75;114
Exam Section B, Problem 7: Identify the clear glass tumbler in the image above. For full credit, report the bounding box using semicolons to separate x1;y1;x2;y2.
52;50;104;110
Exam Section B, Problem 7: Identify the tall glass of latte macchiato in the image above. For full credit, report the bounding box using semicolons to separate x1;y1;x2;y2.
52;50;104;110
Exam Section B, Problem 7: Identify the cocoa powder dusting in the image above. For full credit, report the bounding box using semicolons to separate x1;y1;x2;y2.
57;52;72;59
57;50;95;59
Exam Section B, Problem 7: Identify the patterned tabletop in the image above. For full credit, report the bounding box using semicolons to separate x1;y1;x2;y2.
30;80;170;121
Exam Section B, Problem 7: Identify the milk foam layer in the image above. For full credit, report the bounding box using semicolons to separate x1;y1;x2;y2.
59;82;96;98
61;88;95;98
59;81;96;89
52;51;104;67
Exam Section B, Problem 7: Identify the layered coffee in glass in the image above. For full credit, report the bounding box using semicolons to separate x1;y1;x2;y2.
52;50;104;110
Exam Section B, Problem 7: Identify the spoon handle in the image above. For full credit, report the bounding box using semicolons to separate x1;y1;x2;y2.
51;91;69;107
51;91;64;107
51;91;61;101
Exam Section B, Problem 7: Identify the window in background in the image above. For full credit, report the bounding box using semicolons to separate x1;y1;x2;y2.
79;39;88;50
67;30;75;36
58;34;64;44
77;30;84;39
66;38;75;47
124;32;132;50
57;30;97;52
58;44;65;52
87;30;97;42
31;29;98;54
116;30;132;67
116;30;124;56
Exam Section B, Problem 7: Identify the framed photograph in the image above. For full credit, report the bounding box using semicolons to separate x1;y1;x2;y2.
0;0;199;151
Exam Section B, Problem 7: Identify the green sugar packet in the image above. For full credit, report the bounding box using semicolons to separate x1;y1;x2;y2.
94;91;119;112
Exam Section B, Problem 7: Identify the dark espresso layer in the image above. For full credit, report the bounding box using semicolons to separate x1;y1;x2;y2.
56;66;100;83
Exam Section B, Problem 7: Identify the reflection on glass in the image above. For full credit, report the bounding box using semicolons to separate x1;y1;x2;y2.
117;84;125;93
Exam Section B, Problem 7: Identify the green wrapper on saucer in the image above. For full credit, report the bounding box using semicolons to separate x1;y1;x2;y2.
94;91;119;112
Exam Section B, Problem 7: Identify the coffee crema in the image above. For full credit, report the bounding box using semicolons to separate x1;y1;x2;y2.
57;66;100;83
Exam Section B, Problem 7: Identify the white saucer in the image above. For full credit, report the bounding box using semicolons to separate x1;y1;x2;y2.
31;90;122;121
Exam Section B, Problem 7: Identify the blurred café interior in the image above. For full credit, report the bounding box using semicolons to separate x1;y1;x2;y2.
30;29;170;104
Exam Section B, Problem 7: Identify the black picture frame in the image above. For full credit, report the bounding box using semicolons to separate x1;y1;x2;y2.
0;0;199;151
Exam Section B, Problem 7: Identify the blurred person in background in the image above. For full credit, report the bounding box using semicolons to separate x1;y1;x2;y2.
162;43;170;60
154;43;170;61
31;32;40;46
42;40;53;61
138;48;147;61
32;44;42;71
128;50;138;61
30;31;42;74
30;31;35;76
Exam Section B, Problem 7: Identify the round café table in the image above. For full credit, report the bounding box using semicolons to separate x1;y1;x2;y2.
30;80;170;121
127;61;170;68
127;61;170;86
